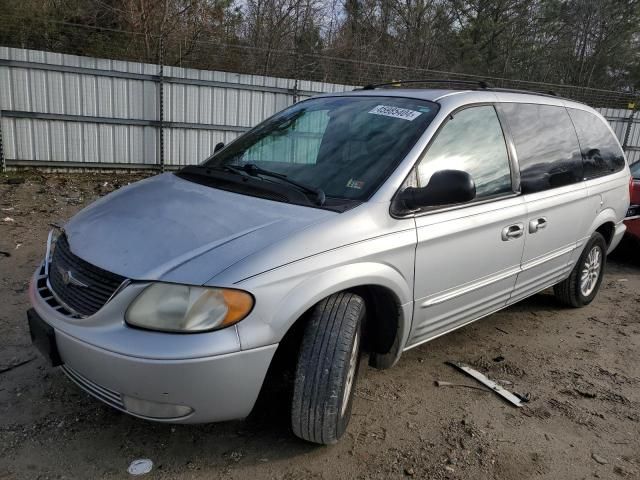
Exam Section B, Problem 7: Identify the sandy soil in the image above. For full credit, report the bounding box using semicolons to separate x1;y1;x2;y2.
1;171;639;480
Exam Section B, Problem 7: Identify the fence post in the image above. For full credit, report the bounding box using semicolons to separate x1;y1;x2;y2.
622;103;636;154
0;109;5;173
158;35;165;173
292;78;299;104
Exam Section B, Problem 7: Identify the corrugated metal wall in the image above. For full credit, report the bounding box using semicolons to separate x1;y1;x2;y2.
0;47;353;168
161;66;352;166
0;48;160;167
0;46;638;170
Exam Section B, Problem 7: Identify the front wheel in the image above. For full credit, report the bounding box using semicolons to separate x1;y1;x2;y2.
554;232;607;307
291;292;365;445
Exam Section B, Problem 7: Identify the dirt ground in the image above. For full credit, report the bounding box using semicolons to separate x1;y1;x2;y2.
1;171;639;480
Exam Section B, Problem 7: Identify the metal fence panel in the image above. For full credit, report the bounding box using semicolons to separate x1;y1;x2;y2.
0;46;637;169
596;108;628;139
0;46;353;168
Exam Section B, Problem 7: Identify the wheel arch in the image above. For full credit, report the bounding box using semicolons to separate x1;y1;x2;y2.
595;221;615;246
264;262;413;371
249;264;412;420
586;208;618;248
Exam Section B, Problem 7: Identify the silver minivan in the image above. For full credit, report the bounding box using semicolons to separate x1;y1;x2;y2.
28;85;631;444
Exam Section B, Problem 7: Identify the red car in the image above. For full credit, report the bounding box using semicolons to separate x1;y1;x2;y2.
625;161;640;242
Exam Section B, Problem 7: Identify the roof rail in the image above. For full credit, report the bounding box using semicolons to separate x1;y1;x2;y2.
360;79;491;90
358;80;579;102
489;87;586;104
488;87;564;100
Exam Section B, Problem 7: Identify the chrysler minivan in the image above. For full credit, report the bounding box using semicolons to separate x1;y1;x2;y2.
28;84;630;445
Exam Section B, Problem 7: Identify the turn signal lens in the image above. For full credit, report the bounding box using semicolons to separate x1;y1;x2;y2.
222;289;255;326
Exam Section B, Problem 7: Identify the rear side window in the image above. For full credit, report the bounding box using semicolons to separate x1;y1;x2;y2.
567;108;626;179
500;103;583;193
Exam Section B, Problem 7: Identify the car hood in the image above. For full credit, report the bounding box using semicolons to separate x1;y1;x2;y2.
63;173;336;284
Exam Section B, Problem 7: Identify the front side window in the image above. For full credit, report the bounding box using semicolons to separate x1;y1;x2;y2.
416;105;513;201
499;103;583;193
567;108;626;179
200;96;439;204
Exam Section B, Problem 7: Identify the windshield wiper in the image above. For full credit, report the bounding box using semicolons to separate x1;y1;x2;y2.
222;163;326;206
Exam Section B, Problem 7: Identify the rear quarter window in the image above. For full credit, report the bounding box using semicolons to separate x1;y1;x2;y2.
499;103;583;194
567;108;626;179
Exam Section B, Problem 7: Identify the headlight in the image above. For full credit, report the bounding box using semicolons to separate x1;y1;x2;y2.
125;283;254;333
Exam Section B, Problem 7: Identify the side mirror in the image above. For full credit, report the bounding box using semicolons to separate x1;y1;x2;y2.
397;170;476;210
214;142;225;153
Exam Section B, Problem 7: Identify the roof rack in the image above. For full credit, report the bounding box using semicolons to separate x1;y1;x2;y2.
488;87;562;99
359;80;575;102
360;79;491;90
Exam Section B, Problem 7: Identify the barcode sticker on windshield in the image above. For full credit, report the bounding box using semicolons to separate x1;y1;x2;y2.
369;105;422;121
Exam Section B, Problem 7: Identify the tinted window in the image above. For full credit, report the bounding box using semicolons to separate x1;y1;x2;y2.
500;104;583;193
631;161;640;178
416;105;512;201
567;108;626;179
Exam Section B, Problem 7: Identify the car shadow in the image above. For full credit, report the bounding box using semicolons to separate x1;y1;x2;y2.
609;236;640;269
500;289;561;312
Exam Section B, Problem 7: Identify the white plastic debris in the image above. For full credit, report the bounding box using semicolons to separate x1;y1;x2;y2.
2;217;15;223
127;459;153;476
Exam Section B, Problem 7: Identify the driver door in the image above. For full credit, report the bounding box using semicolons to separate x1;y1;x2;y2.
408;104;527;348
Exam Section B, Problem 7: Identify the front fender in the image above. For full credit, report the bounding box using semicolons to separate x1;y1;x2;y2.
235;260;414;353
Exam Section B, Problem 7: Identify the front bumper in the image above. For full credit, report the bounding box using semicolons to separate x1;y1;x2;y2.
54;327;276;423
624;218;640;241
28;266;277;424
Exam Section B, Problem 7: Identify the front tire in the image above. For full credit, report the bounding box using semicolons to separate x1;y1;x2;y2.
554;232;607;307
291;292;365;445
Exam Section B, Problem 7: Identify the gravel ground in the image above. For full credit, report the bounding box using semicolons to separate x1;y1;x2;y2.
1;171;639;480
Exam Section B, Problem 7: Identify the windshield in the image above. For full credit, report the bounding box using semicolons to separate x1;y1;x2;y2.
200;96;439;205
631;161;640;178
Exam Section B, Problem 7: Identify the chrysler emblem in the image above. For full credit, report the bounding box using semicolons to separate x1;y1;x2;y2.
57;266;89;288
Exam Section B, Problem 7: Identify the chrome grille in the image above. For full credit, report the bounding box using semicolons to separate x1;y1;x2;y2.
34;262;80;318
48;234;126;317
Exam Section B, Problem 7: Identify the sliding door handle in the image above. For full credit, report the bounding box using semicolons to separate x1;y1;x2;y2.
529;217;548;233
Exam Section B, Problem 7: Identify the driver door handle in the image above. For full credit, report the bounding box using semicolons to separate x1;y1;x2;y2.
529;217;548;233
501;223;524;241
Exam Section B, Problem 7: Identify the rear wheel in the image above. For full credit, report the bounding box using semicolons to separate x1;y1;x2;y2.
554;232;607;307
291;292;365;445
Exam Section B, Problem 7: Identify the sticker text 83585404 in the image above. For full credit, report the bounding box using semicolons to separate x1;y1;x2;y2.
368;105;423;121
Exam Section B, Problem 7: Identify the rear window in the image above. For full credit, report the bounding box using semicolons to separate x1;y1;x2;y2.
499;103;583;194
567;108;626;179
